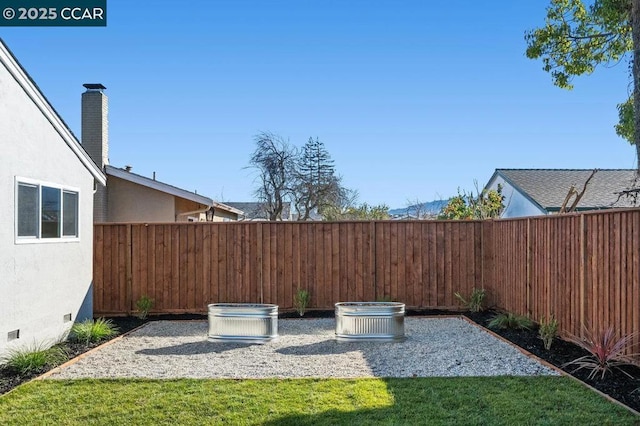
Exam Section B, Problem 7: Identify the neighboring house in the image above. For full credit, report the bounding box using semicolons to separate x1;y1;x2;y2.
103;165;243;222
290;207;323;221
485;169;638;218
80;85;242;222
226;202;293;221
0;39;106;356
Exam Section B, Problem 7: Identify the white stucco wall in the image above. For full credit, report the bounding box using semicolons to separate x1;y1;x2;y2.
0;60;96;356
486;175;547;218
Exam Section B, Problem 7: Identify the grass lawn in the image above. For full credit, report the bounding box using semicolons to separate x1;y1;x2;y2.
0;376;636;425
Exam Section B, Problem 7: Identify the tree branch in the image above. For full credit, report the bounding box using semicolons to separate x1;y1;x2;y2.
566;32;617;40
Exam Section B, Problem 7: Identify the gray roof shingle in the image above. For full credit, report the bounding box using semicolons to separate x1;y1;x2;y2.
496;169;639;210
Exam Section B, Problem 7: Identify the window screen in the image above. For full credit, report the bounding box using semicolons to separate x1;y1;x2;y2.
17;183;38;237
63;191;79;237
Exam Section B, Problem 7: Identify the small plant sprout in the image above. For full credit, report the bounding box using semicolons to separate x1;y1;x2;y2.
135;295;154;320
454;287;486;312
563;327;638;380
538;315;559;350
488;312;533;331
293;288;310;316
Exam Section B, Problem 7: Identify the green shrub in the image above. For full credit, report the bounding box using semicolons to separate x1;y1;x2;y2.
70;318;118;344
376;295;393;302
538;315;559;350
488;312;533;330
135;295;154;320
1;343;68;376
454;288;486;312
564;327;638;380
293;288;310;316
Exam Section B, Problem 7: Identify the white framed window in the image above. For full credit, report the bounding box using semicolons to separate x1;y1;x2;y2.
15;178;80;242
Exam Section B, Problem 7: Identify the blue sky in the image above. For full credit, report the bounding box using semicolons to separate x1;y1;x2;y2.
2;1;636;208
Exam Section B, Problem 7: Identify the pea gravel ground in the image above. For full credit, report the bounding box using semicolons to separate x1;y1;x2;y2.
46;317;557;380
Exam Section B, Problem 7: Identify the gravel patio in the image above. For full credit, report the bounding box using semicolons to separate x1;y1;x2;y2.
44;317;557;380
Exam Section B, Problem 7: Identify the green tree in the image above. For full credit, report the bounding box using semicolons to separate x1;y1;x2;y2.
438;185;504;220
292;137;343;220
525;0;640;170
438;195;474;220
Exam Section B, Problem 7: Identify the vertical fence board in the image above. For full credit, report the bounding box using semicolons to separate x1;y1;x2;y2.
633;213;637;348
160;225;170;310
261;224;271;304
102;226;112;312
105;226;115;312
354;223;363;302
193;225;203;309
93;224;104;313
117;226;126;312
201;224;210;306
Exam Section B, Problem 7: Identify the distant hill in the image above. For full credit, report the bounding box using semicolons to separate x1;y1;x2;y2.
389;199;450;218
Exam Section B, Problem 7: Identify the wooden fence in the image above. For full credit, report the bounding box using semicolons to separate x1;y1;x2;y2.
94;209;640;350
94;221;482;315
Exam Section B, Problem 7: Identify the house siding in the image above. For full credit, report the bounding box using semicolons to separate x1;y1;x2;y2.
107;176;176;222
486;175;546;218
174;196;209;222
211;209;238;222
0;61;96;355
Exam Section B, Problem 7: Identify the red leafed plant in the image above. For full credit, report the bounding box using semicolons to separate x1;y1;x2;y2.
563;327;638;380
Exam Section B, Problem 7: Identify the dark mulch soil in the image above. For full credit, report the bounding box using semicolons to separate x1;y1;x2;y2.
1;309;639;414
0;340;105;396
465;310;640;413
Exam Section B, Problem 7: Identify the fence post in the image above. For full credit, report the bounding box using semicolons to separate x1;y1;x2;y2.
480;220;491;300
526;217;532;317
480;221;485;290
257;222;263;304
579;213;586;339
126;224;133;315
371;221;377;301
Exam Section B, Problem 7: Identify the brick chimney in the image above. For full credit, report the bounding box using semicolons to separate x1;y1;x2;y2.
81;83;108;222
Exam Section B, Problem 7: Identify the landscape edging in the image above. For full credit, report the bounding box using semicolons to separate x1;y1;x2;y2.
461;315;640;417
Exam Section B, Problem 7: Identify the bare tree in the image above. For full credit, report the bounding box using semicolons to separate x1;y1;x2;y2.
249;132;296;221
615;174;640;205
559;169;598;213
320;187;359;221
404;198;430;220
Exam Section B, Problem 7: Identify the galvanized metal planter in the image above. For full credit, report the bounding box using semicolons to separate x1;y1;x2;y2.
335;302;406;342
208;303;278;343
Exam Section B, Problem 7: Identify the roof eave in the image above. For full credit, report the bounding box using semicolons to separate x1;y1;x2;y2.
106;166;212;206
211;201;244;215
